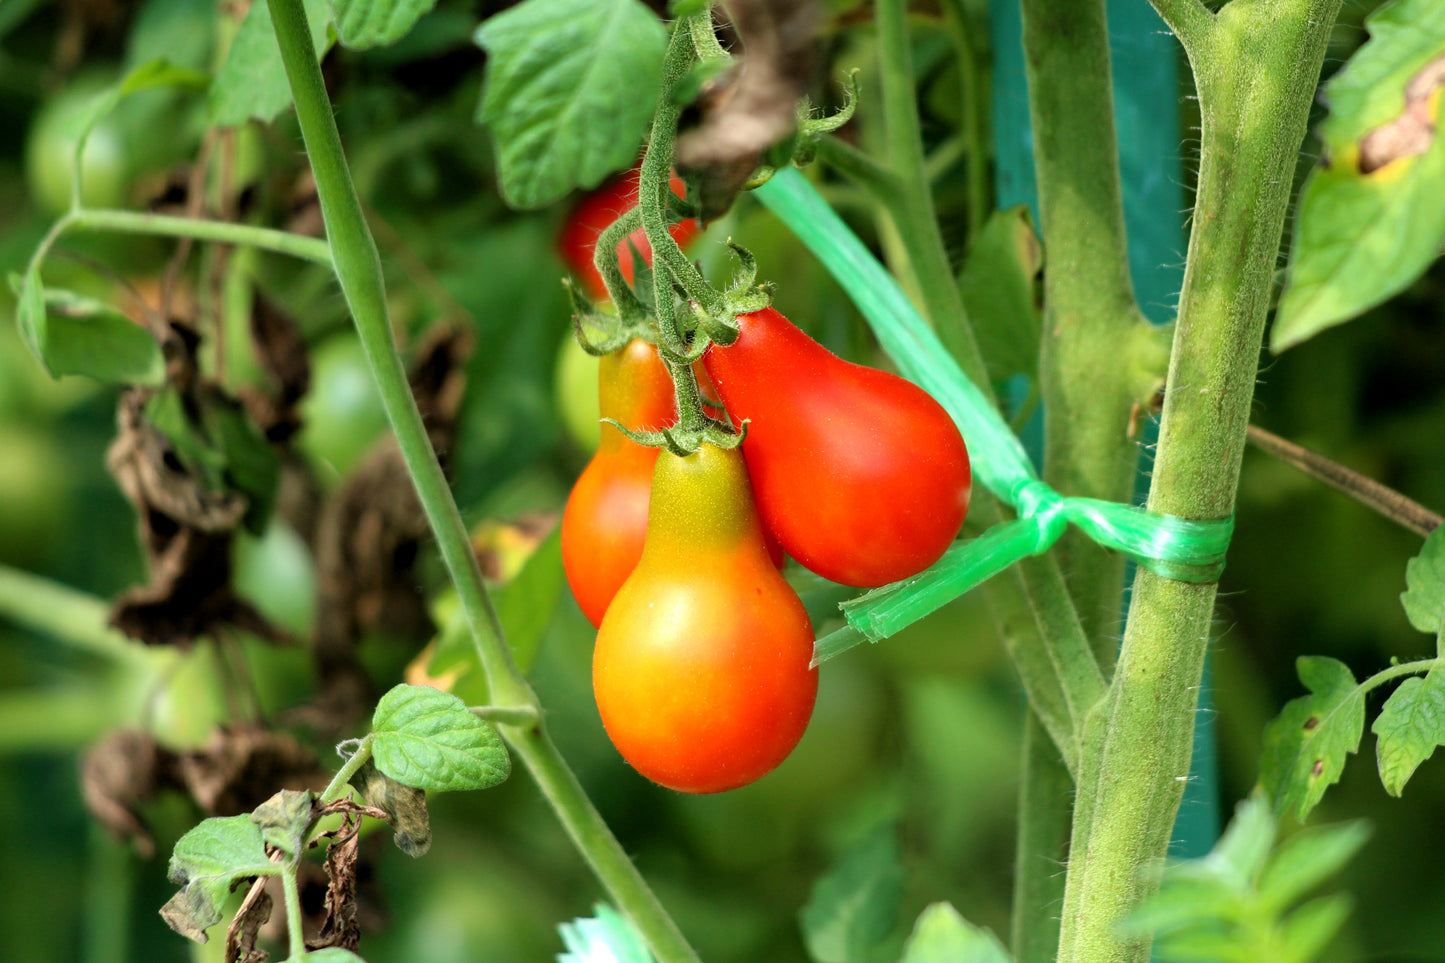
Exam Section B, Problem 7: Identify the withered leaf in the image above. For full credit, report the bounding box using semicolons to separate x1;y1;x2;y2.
225;879;274;963
178;726;324;817
80;728;181;858
354;758;431;857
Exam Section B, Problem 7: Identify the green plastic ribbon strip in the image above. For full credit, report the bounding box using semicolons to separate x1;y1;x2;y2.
754;167;1233;663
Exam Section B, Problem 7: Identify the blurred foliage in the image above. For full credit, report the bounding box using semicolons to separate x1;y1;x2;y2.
0;1;1442;963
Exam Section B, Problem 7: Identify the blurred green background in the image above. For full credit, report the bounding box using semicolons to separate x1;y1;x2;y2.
1;1;1442;962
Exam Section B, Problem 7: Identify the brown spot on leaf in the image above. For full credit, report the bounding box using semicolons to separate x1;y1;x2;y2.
1311;759;1326;778
1303;716;1320;731
1358;53;1445;174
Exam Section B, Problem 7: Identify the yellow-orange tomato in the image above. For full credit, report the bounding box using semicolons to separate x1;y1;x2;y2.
560;339;676;627
593;444;817;794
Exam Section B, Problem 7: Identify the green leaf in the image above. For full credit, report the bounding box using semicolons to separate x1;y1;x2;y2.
370;684;511;792
1206;792;1276;889
1279;894;1354;963
1401;525;1445;635
898;902;1012;963
1124;870;1242;937
798;825;905;963
957;206;1043;384
474;0;665;209
1259;657;1365;821
494;527;564;674
197;390;281;534
160;815;282;942
1258;821;1371;912
1271;0;1445;351
210;0;334;126
1371;668;1445;795
328;0;436;50
557;903;656;963
250;789;315;856
355;757;431;857
15;280;165;386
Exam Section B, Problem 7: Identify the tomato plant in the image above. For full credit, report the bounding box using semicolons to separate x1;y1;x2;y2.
25;72;133;215
560;338;676;627
556;164;700;301
704;307;972;588
592;443;817;794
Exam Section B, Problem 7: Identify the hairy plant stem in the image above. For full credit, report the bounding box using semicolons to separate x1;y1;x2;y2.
266;3;700;960
1020;0;1151;653
1056;3;1343;960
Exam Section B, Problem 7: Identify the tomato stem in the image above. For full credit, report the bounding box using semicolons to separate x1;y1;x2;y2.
591;206;649;321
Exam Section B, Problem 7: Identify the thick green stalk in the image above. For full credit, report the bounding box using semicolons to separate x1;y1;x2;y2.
0;564;150;665
1056;3;1342;960
265;4;700;960
1020;0;1152;649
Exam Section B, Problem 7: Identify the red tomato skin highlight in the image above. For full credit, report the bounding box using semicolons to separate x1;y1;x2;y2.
561;340;676;627
557;164;700;301
593;444;818;794
702;307;971;588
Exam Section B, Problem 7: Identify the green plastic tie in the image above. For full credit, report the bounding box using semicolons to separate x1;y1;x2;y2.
755;168;1233;663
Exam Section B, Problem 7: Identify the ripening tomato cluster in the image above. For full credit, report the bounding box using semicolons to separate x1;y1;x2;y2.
556;174;971;794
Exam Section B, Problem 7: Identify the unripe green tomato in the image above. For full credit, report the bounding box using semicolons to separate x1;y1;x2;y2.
553;334;601;451
297;334;390;482
25;73;132;216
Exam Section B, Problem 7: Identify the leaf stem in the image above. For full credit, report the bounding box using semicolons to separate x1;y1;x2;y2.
320;736;373;805
0;563;151;665
1246;424;1442;537
46;209;333;267
265;3;701;959
1147;0;1214;55
280;861;306;960
1011;714;1070;963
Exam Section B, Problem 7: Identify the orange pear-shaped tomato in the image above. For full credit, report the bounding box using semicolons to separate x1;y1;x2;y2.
561;340;676;627
702;307;971;588
593;444;818;794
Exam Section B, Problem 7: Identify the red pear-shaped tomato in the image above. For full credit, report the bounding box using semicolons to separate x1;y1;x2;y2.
561;340;676;627
702;307;971;588
593;443;817;794
558;164;700;301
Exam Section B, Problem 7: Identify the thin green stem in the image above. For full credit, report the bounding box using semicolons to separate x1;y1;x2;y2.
874;0;982;385
0;564;151;665
266;3;701;959
320;736;373;804
1056;3;1344;960
938;0;990;240
469;704;541;727
815;136;901;202
1020;0;1150;651
280;862;306;960
47;209;333;267
592;207;648;318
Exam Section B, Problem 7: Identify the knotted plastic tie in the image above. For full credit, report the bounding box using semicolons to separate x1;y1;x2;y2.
753;168;1234;664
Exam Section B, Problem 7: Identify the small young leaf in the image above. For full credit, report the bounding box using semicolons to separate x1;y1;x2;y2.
370;684;511;792
557;903;655;963
1371;668;1445;795
1206;792;1276;889
355;757;431;857
474;0;665;209
12;277;165;386
210;0;334;126
1279;893;1354;963
898;902;1012;963
1401;525;1445;635
250;789;315;856
958;206;1043;384
1257;821;1371;912
798;824;905;963
160;815;282;942
1259;657;1365;821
